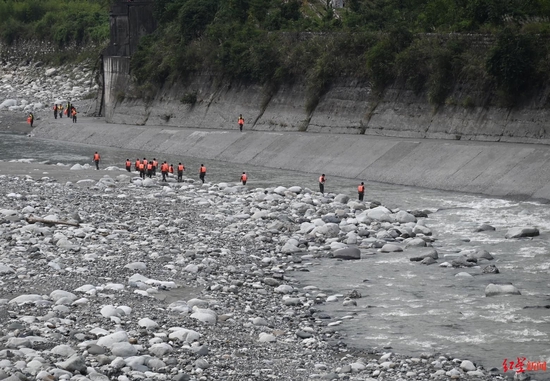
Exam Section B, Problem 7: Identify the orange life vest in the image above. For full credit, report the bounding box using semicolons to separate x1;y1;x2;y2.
161;163;168;172
135;159;140;167
147;163;153;170
241;174;247;181
139;163;145;170
72;110;76;116
126;160;131;167
200;166;206;173
153;160;158;168
178;164;184;171
358;185;365;193
143;159;148;166
238;117;244;125
93;153;100;161
319;176;325;184
169;166;174;173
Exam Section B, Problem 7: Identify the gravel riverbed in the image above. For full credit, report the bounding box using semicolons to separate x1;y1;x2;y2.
0;161;518;381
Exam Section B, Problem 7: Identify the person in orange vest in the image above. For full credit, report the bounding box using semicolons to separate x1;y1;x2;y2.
238;114;244;132
177;163;185;182
125;159;132;172
143;158;148;169
139;161;145;179
71;107;77;123
240;172;247;185
135;158;140;172
147;161;153;178
199;164;206;183
93;152;101;170
53;104;58;119
152;158;158;176
169;164;174;176
27;113;34;127
319;174;326;194
358;182;365;201
161;161;169;182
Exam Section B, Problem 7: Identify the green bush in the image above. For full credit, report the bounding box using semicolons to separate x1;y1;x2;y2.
0;0;109;46
486;28;538;100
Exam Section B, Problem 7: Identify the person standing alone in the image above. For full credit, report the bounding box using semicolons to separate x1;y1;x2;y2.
199;164;206;183
358;182;365;201
319;174;326;194
27;113;34;127
238;114;244;132
240;172;247;185
93;152;101;170
177;163;185;182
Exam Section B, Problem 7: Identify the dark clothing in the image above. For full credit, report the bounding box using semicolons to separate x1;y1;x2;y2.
199;173;205;183
162;171;168;182
140;169;145;179
177;170;183;182
126;165;131;172
358;192;364;201
95;160;99;170
54;108;58;119
242;180;247;185
319;183;324;194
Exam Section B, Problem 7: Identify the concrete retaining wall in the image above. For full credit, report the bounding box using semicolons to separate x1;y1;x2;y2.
33;121;550;201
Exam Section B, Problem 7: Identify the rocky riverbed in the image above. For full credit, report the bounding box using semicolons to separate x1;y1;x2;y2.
0;58;96;134
0;160;518;381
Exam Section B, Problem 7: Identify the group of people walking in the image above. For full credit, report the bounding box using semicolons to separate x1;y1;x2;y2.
93;152;366;200
53;102;77;123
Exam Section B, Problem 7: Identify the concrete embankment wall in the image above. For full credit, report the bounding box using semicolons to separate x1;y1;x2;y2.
105;74;550;145
33;121;550;201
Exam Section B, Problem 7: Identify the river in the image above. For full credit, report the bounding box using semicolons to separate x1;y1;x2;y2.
0;131;548;376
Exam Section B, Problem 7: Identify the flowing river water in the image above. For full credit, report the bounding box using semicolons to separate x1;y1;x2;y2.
0;132;549;376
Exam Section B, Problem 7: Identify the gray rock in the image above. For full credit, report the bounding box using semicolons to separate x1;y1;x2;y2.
505;227;539;239
405;237;426;247
111;342;138;357
395;210;416;223
409;248;438;261
420;257;436;265
87;344;106;355
333;247;361;260
471;249;494;261
56;355;87;373
263;277;281;286
334;194;350;204
380;244;403;253
452;256;476;267
482;264;500;274
485;283;521;297
474;224;495;232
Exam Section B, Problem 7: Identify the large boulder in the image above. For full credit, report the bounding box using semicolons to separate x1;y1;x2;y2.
333;247;361;260
485;283;521;297
505;227;539;239
409;248;438;261
395;211;417;223
380;244;403;253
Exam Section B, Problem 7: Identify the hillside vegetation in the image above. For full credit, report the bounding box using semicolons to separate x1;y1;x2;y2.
130;0;550;108
0;0;110;61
